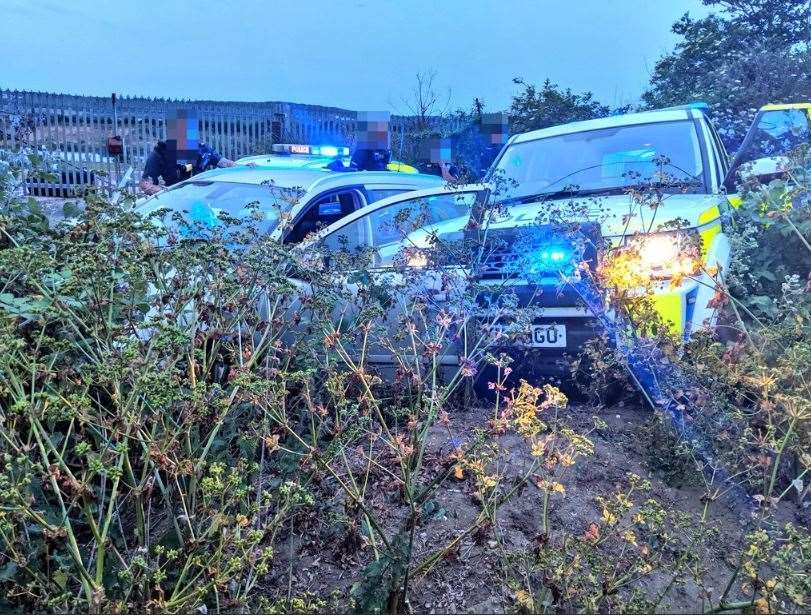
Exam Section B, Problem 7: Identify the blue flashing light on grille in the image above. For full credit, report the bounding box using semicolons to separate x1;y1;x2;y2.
527;244;576;277
544;249;567;262
540;245;572;264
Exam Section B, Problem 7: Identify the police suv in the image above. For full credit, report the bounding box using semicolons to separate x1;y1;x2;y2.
295;103;807;380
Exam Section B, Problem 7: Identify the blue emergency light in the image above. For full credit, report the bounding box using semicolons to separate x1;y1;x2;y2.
543;249;567;262
318;145;341;157
659;101;709;112
530;243;576;276
271;144;349;157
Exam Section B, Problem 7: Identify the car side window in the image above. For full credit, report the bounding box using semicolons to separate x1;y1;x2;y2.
369;193;475;248
320;216;375;270
320;192;477;270
740;109;810;164
284;189;363;244
321;216;367;253
365;188;410;203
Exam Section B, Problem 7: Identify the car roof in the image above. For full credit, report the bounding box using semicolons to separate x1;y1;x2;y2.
509;108;701;145
236;154;345;169
190;165;442;192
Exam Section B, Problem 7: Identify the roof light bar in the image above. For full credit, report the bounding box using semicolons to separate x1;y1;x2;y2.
657;101;709;112
270;144;349;157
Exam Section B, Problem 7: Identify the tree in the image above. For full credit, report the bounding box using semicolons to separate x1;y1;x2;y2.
401;70;451;131
508;78;611;134
642;0;811;149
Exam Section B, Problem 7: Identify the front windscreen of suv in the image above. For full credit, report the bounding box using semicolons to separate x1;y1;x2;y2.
493;120;706;200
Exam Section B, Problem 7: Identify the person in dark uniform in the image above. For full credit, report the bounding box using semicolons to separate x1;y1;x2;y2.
139;141;177;195
350;147;390;171
417;135;460;181
416;160;460;181
139;141;244;195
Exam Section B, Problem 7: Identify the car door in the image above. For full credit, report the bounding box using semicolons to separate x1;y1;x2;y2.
311;189;483;373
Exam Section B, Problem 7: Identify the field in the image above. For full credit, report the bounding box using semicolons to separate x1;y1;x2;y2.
2;2;811;602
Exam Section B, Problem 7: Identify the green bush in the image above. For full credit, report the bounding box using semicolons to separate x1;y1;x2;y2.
1;148;809;614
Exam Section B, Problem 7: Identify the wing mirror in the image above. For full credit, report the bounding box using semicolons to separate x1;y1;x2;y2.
724;155;790;192
740;155;789;183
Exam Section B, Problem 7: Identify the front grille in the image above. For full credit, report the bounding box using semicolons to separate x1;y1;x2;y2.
468;222;603;281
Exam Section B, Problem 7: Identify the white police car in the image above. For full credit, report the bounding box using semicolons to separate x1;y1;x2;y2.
138;159;441;243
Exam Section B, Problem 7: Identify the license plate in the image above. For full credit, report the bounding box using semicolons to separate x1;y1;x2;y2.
528;324;567;348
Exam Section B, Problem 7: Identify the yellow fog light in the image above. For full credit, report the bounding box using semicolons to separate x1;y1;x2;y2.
600;231;702;291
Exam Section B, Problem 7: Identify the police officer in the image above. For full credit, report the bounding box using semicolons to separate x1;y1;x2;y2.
139;141;176;195
139;141;243;195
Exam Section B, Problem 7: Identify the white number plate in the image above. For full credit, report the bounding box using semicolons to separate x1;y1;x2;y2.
528;324;567;348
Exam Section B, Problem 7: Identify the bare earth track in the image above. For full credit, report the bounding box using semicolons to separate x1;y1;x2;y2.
265;400;798;613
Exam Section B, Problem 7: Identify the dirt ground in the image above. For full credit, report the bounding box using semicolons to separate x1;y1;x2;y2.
263;397;801;614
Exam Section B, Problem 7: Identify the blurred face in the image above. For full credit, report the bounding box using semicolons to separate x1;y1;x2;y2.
355;111;391;149
419;137;452;163
481;112;508;147
167;109;199;161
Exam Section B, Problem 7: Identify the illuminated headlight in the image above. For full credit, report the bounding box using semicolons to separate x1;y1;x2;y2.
406;248;428;268
628;231;701;279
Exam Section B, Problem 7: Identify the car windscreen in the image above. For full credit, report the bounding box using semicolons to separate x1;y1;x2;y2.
494;120;706;199
141;180;298;234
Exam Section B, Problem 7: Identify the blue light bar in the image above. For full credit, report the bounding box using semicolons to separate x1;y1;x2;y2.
658;101;709;113
270;143;349;157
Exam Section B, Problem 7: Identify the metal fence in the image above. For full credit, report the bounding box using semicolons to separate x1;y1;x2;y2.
0;89;360;192
0;88;470;196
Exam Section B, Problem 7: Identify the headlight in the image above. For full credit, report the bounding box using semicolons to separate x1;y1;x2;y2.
600;231;701;289
406;248;428;268
629;231;701;279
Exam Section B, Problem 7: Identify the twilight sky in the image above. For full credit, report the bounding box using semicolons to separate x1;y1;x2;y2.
1;0;708;112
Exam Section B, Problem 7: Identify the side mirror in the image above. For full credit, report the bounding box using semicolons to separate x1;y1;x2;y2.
724;155;790;192
738;155;789;182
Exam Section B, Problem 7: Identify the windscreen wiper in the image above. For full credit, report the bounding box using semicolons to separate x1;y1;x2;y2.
508;185;630;204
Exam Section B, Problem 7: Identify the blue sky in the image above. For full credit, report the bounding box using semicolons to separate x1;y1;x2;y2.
1;0;707;112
